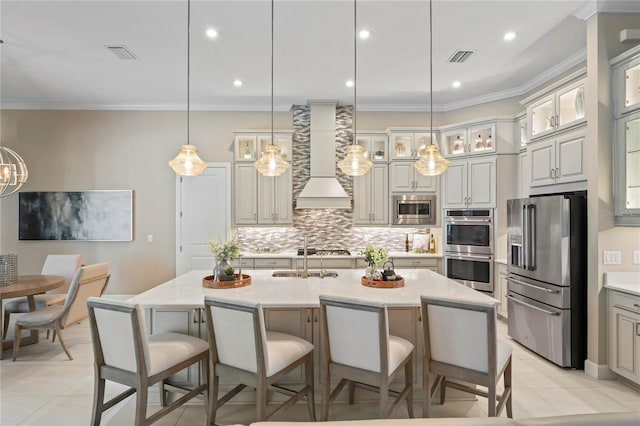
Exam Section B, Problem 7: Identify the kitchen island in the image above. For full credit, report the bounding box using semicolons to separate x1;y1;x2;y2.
129;268;495;402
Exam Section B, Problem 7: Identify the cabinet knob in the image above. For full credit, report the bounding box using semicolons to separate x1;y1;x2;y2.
555;168;559;178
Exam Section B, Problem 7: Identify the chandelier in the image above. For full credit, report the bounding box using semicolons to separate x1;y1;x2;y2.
0;147;29;197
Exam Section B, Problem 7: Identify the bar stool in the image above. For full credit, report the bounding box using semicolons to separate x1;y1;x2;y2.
420;295;513;418
319;295;414;420
203;296;315;424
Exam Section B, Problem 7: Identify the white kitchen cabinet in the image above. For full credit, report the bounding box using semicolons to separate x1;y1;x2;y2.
297;258;355;269
612;45;640;117
441;123;496;158
527;77;586;141
494;263;508;319
388;308;423;386
356;133;388;162
234;164;258;225
235;135;258;161
516;113;528;150
389;131;434;160
235;132;292;163
390;162;437;193
234;162;292;226
353;164;389;225
518;151;530;198
264;308;312;384
356;257;441;273
443;157;496;208
528;129;585;189
253;258;291;269
607;290;640;385
258;166;292;225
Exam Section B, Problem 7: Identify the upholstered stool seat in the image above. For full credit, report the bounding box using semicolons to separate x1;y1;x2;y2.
147;332;210;376
319;295;414;420
203;297;315;425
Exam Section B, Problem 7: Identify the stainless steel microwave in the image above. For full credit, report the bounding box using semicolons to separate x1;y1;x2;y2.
392;194;437;225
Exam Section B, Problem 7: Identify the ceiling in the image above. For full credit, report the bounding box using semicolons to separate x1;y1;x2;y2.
1;0;638;111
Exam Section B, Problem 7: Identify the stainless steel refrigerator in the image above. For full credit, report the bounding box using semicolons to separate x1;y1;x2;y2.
507;194;587;368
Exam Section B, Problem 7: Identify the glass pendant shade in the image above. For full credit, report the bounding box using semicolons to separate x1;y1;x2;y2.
169;144;207;176
338;144;373;176
0;147;29;197
413;143;450;176
254;144;289;177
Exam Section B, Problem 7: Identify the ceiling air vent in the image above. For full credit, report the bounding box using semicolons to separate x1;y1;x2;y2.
106;45;138;60
448;49;475;63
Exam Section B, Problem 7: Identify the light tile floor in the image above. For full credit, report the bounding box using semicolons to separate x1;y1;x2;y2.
1;319;638;425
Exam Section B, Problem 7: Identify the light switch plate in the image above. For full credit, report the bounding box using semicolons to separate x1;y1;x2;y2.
603;251;622;265
634;250;640;264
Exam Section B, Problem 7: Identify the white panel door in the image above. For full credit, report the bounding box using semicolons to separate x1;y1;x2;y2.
353;173;372;224
467;157;496;208
273;166;293;225
415;173;437;192
555;133;585;184
257;174;275;224
529;139;556;187
518;151;530;198
443;161;467;208
176;163;231;275
390;162;414;192
370;164;389;224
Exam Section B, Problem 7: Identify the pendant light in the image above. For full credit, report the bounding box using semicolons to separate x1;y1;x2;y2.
254;0;289;177
413;0;449;176
338;0;372;177
169;0;207;177
0;147;28;197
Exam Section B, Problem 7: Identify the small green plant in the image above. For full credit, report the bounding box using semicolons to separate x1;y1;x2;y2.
208;240;240;261
361;244;389;267
223;265;235;276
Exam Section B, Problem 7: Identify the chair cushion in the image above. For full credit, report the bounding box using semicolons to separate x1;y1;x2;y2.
147;332;209;376
4;294;66;313
14;305;64;327
388;335;414;375
496;340;513;377
265;331;314;378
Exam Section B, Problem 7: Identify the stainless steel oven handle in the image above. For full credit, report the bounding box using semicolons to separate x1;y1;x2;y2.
506;277;559;294
446;254;492;261
506;295;560;316
445;218;493;223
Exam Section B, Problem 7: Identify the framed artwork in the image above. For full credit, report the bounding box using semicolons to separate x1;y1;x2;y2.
18;191;133;241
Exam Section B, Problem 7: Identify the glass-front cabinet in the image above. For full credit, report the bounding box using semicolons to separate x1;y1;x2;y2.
515;113;528;150
235;132;292;162
528;78;586;140
613;47;640;117
441;123;495;157
235;135;257;161
389;131;434;160
355;133;388;161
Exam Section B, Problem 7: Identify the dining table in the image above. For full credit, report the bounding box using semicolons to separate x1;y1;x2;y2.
0;275;65;356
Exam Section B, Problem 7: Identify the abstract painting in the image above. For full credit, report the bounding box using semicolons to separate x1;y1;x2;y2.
19;191;133;241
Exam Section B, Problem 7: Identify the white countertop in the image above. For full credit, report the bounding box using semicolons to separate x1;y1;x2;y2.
604;272;640;297
128;269;493;309
241;251;442;259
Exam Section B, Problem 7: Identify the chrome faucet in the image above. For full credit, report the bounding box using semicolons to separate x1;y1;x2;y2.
301;236;309;278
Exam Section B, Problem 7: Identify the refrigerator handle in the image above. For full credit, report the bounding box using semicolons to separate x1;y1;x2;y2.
522;204;529;270
528;204;536;271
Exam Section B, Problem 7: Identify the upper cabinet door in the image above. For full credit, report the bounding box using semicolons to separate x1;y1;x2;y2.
390;134;414;160
467;157;496;208
441;128;467;158
529;94;555;140
613;51;640;117
468;123;496;155
234;164;258;224
442;161;467;208
555;80;586;132
235;135;257;162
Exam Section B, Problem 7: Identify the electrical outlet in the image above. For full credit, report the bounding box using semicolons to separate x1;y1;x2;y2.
147;234;153;242
603;251;622;265
634;250;640;264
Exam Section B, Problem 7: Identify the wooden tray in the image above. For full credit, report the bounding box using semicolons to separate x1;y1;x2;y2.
361;276;404;289
203;274;252;289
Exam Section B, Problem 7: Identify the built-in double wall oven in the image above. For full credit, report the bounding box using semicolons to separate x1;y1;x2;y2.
444;209;494;294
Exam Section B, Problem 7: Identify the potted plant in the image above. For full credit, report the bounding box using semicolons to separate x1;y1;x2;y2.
361;244;388;280
208;239;240;282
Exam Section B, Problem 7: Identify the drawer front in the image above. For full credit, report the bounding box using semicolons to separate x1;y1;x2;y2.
391;257;438;268
254;258;291;269
231;258;254;268
609;290;640;314
303;258;355;269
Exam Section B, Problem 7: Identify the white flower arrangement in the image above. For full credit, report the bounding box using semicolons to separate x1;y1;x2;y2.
208;239;240;262
361;244;389;268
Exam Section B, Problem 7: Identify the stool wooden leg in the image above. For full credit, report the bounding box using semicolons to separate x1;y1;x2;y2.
55;323;73;360
305;356;316;421
505;358;513;418
379;381;389;418
135;381;148;426
91;374;106;426
406;358;414;418
348;380;355;405
12;324;22;361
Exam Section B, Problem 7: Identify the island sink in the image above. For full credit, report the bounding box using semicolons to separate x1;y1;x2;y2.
272;270;339;278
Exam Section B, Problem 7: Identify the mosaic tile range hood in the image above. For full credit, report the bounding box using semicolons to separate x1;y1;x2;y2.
296;100;351;209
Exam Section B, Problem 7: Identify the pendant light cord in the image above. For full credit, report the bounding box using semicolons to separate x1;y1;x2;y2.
187;0;191;146
353;0;357;143
429;0;433;145
271;0;274;145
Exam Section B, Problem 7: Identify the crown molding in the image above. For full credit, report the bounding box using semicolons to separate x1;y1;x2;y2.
574;0;640;20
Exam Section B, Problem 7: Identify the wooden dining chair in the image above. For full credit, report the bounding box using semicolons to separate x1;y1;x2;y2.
87;297;209;426
319;295;414;420
203;296;315;425
3;254;82;339
12;262;111;361
420;295;513;418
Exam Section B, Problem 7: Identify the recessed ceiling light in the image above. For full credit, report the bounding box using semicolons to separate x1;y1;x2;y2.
504;31;516;41
233;79;243;88
205;28;218;39
452;81;461;88
346;80;354;88
358;29;371;40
